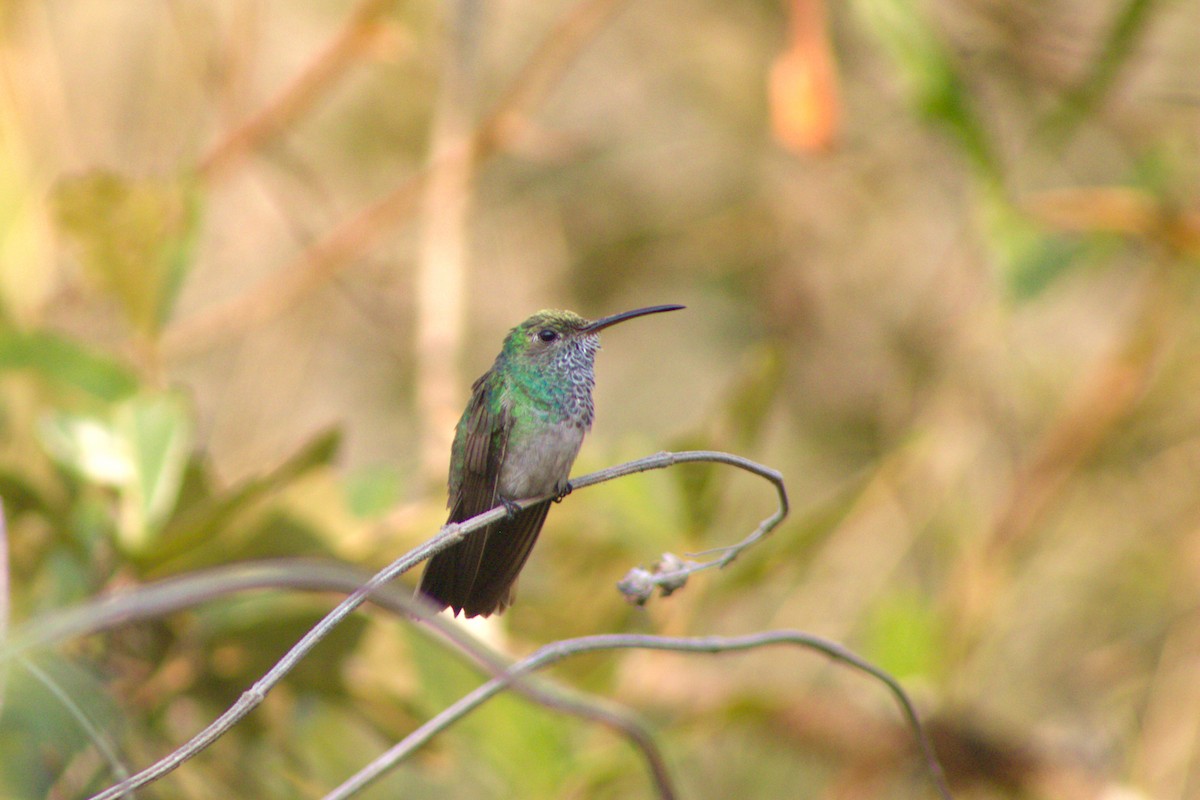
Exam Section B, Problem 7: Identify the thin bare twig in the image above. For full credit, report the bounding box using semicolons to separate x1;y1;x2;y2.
161;0;631;359
1;561;393;661
3;501;136;795
85;450;778;800
83;522;499;799
197;0;397;181
606;451;788;604
21;657;135;799
4;558;674;799
327;631;951;800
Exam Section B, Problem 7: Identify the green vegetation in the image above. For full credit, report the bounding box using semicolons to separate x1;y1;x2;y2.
2;0;1199;797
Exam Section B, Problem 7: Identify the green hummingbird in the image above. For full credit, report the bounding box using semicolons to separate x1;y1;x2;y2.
417;304;684;617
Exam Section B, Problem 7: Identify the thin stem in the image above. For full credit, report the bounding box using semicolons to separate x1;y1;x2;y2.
602;451;789;604
197;0;396;181
21;657;135;798
327;631;950;800
3;559;674;798
86;450;777;800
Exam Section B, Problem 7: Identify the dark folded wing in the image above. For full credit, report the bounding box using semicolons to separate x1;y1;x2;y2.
461;499;551;617
418;376;509;615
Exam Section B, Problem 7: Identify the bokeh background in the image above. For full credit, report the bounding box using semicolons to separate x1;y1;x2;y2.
2;0;1200;797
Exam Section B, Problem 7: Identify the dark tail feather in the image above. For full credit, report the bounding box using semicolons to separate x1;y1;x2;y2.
462;500;551;617
417;500;552;618
417;521;486;616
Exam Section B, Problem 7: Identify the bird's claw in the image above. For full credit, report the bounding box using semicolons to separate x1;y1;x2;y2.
499;496;521;518
553;480;573;503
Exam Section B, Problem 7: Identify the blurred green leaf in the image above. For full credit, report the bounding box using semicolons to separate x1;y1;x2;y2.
36;391;192;552
1050;0;1159;136
113;392;192;550
146;429;342;569
857;0;997;180
987;200;1088;300
51;170;202;336
864;590;941;679
0;654;127;798
343;463;404;519
672;345;786;531
191;595;367;701
404;627;577;798
725;345;787;448
1003;236;1087;300
0;330;138;401
0;468;54;519
37;411;131;487
669;431;721;533
219;511;332;562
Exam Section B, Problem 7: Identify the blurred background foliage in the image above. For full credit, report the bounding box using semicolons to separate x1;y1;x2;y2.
1;0;1199;797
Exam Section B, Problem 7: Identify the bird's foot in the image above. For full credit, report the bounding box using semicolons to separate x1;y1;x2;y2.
553;480;573;504
498;495;521;518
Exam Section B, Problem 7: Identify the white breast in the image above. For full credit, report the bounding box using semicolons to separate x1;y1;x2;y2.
498;419;587;500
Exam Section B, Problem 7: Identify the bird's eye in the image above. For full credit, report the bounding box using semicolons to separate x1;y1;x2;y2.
537;329;558;343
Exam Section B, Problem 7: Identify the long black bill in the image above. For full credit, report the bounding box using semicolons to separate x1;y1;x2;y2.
582;304;685;333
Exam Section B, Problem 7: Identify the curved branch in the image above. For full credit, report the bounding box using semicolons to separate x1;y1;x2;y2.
596;451;788;604
85;450;777;800
327;631;951;800
3;558;673;798
2;561;676;796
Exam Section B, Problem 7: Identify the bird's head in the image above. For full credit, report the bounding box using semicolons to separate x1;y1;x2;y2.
501;305;684;372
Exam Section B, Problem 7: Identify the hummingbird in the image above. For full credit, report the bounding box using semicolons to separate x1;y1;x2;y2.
417;304;684;617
